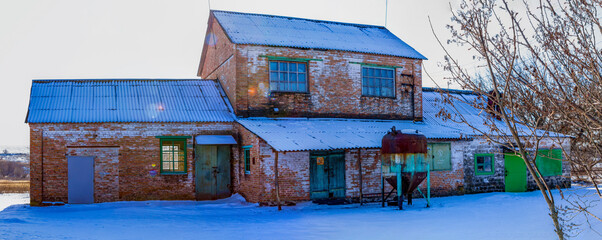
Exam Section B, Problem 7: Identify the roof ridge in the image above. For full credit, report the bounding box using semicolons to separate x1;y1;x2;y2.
211;9;387;29
32;78;215;83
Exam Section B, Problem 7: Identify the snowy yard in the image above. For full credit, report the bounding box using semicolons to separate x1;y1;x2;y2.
0;187;600;240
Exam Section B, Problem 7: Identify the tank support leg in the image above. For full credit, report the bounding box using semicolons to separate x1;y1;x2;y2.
397;169;403;210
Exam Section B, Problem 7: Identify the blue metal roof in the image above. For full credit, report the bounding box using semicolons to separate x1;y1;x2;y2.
238;118;462;151
26;79;236;123
422;88;567;138
212;10;427;60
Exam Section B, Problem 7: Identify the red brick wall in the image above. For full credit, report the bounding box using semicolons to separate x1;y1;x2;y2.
198;13;238;108
197;16;424;120
29;122;234;205
416;141;466;196
66;147;119;203
235;45;423;120
233;125;268;202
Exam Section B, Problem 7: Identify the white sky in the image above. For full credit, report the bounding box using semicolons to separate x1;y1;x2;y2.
0;0;473;147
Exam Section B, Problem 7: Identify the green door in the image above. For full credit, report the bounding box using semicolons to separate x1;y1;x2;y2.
195;145;231;200
504;154;527;192
310;151;346;200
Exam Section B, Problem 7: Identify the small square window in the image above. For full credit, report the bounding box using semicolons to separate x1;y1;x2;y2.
475;154;494;175
160;139;187;174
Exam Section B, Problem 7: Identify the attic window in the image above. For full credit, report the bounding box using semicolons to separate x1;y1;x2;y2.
269;61;307;92
362;67;395;97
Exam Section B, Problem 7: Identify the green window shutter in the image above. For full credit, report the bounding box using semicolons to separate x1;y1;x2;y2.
536;149;562;176
428;143;452;171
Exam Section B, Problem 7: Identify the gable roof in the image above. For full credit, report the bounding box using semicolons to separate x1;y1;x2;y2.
26;79;235;123
211;10;427;60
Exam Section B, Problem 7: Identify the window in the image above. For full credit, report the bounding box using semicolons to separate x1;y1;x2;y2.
243;146;252;174
475;153;494;175
362;67;395;97
427;143;451;171
160;139;187;174
269;61;307;92
536;149;562;176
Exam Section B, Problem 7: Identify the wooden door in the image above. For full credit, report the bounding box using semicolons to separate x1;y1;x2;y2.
195;145;231;200
310;151;346;200
504;154;527;192
327;152;346;198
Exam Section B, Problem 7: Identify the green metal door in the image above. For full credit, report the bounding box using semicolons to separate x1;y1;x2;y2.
310;151;346;200
195;145;231;200
504;154;527;192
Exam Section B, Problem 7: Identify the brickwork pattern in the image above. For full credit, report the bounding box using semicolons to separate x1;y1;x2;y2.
29;122;234;205
236;45;423;120
197;15;423;120
66;147;119;203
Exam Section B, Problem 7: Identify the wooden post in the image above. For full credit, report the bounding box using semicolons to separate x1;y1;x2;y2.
275;150;281;211
358;148;363;205
381;152;385;207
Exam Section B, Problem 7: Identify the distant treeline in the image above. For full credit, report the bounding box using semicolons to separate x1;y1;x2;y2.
0;159;29;180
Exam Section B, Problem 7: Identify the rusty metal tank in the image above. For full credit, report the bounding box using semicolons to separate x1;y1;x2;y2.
381;127;428;209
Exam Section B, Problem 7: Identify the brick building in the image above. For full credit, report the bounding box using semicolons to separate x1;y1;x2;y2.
26;10;570;205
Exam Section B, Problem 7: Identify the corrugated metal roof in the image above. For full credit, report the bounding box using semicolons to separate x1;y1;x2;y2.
238;118;462;152
212;10;427;60
195;135;237;145
26;79;236;123
422;88;566;138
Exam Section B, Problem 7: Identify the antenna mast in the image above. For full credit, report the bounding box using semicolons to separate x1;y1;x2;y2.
385;0;388;27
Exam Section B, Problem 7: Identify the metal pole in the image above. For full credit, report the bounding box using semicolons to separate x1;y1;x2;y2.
381;154;385;207
385;0;388;27
397;158;403;210
427;162;431;208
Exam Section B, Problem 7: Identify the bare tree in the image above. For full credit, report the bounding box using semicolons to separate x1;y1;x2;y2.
428;0;601;239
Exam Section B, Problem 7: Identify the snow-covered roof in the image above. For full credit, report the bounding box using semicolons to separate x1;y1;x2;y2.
422;88;566;138
26;79;236;123
238;118;462;151
212;10;427;60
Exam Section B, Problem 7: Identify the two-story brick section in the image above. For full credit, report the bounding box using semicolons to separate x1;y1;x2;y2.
26;10;571;206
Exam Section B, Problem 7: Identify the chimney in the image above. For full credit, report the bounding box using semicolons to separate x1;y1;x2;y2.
486;90;502;120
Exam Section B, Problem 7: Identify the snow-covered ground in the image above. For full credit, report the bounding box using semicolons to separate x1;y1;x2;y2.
0;193;28;212
0;187;600;240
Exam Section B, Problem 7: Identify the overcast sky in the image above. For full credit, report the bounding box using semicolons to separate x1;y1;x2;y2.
0;0;472;147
